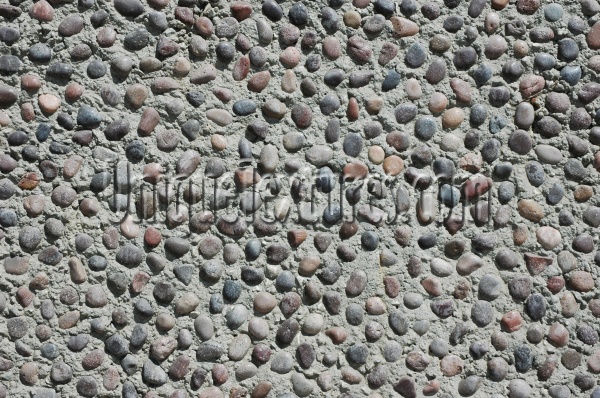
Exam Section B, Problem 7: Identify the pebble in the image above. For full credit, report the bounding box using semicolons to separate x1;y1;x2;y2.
271;352;293;373
508;380;531;398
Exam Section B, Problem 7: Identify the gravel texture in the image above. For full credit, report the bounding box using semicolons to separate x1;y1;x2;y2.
1;0;600;397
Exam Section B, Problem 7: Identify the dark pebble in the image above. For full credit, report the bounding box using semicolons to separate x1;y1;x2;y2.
453;47;477;70
289;2;308;25
514;345;533;372
262;0;283;21
473;63;492;85
382;69;401;91
405;42;427;68
124;28;149;51
28;44;52;63
46;63;73;80
114;0;145;18
86;60;106;79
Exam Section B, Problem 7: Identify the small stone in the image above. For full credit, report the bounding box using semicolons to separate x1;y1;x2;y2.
501;310;523;332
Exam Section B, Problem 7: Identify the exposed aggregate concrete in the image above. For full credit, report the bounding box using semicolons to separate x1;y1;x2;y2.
1;0;600;396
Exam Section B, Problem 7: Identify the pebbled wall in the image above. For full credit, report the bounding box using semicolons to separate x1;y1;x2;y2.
1;0;600;396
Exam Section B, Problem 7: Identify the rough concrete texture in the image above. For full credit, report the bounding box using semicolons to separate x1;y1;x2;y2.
2;0;600;396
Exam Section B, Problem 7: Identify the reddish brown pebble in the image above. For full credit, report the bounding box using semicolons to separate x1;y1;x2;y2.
325;327;348;344
231;1;252;20
516;0;540;14
96;27;117;47
21;103;35;122
144;227;162;247
347;35;372;64
30;273;49;290
547;322;569;347
173;57;190;77
366;96;384;114
561;292;578;317
574;185;593;202
58;310;80;329
513;224;528;245
423;380;441;396
322;37;342;59
547;276;564;294
0;112;9;126
383;156;404;176
213;87;233;102
517;199;544;222
524;253;552;275
589;299;600;318
537;356;557;380
298;256;320;276
68;258;87;284
234;167;260;189
279;47;301;68
38;94;60;114
365;297;386;315
568;271;595;292
588;21;600;50
252;344;271;363
18;172;40;190
19;362;38;385
353;0;370;7
391;17;419;37
588;351;600;373
421;276;442;296
79;198;100;216
379;42;399;66
288;229;307;247
174;7;194;25
125;84;148;108
251;381;272;398
491;0;509;9
462;175;492;201
343;162;368;180
253;292;277;314
232;56;250;81
442;108;464;129
368;146;385;164
291;103;312;128
16;286;34;307
429;92;448;113
384;276;400;298
148;0;169;8
103;367;119;390
519;74;545;98
501;310;523;332
450;78;472;103
211;134;227;151
143;163;163;183
440;355;464;376
339;220;359;239
65;82;84;102
341;367;363;384
194;17;214;37
21;74;42;91
131;271;151;294
211;364;228;385
138;107;160;136
347;97;359;121
248;71;271;92
29;0;54;21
